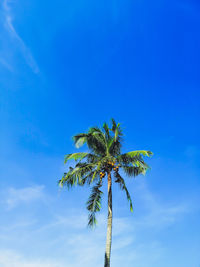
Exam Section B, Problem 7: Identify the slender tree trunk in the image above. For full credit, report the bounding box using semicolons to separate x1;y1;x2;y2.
104;172;112;267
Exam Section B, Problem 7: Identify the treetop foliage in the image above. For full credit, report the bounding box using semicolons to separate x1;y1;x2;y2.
59;119;153;227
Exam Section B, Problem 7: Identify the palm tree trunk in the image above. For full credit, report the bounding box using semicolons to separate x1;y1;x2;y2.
104;171;112;267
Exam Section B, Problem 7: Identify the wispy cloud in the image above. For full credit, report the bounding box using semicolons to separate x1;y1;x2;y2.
133;179;191;229
1;0;39;73
0;180;198;267
4;185;45;209
0;250;64;267
0;57;13;72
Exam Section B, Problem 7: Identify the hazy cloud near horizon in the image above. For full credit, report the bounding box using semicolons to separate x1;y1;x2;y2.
0;180;198;267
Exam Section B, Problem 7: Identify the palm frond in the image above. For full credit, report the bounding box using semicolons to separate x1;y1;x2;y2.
117;150;152;167
87;180;103;227
122;166;136;176
132;158;150;171
103;122;110;139
86;129;107;156
109;139;121;156
116;153;133;165
122;165;146;177
73;134;88;148
64;152;88;164
59;163;96;188
126;150;153;158
59;171;79;189
74;159;103;185
89;161;102;184
111;118;117;132
86;154;100;164
117;153;150;177
114;172;133;212
89;127;106;144
107;121;123;156
114;127;119;142
111;118;123;136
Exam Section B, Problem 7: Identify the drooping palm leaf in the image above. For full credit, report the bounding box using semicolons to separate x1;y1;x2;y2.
59;163;96;188
87;180;103;227
114;172;133;212
117;150;152;171
122;165;147;176
59;169;80;189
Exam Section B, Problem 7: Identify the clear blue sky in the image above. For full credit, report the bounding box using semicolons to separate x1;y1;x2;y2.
0;0;200;266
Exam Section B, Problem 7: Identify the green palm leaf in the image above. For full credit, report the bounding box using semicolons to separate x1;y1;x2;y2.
87;180;103;227
64;152;89;164
114;172;133;212
126;150;153;157
103;122;110;138
73;134;88;148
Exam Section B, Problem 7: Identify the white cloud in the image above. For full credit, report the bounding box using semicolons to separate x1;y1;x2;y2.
1;0;39;73
4;185;45;209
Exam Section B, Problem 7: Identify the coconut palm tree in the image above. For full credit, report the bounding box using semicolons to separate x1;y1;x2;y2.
59;119;153;267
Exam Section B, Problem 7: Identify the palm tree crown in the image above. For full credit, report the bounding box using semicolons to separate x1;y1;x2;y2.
59;119;153;227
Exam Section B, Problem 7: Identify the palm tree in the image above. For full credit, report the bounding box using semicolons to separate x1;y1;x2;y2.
59;119;153;267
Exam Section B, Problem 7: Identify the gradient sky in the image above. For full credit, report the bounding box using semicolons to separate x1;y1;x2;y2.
0;0;200;266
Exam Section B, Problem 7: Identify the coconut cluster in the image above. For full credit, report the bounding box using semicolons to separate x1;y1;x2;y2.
100;172;105;178
108;161;120;171
99;161;120;178
113;165;119;171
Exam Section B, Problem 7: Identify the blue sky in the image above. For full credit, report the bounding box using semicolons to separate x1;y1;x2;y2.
0;0;200;266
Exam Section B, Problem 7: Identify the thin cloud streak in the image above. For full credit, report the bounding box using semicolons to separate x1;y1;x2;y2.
1;0;39;73
0;57;13;72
